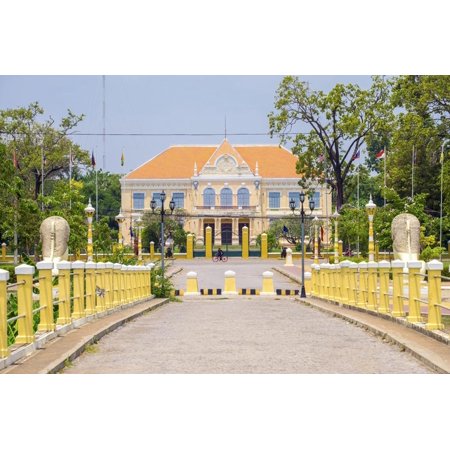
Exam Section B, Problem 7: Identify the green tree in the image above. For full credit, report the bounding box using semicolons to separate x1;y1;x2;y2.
269;76;394;210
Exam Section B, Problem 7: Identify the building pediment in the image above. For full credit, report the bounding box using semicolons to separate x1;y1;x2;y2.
200;153;253;176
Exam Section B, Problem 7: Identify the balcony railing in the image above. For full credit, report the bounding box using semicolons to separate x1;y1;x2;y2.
196;205;257;210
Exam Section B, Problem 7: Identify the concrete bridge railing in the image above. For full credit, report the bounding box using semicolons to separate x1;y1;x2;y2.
310;259;448;332
0;262;154;366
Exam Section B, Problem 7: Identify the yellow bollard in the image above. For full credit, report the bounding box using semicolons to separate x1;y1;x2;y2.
186;234;194;259
95;262;106;312
261;270;276;295
348;262;358;305
205;226;212;259
185;271;200;295
407;261;423;323
391;260;405;317
1;243;6;261
426;260;444;330
105;262;114;309
150;241;155;260
224;270;238;295
71;261;86;319
0;268;10;357
85;262;97;315
366;262;378;310
242;226;249;259
339;260;351;304
284;248;294;266
36;261;55;332
113;263;122;307
261;233;268;259
357;262;367;308
15;264;36;344
377;261;391;314
304;271;312;296
56;261;72;326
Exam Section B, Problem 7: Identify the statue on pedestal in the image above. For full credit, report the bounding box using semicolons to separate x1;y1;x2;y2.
40;216;70;275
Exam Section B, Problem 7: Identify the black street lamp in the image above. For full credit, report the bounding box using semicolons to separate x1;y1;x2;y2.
290;192;315;298
150;191;175;278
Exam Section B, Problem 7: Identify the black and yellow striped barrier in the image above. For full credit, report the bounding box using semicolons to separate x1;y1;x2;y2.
239;288;260;295
172;288;298;297
200;288;222;295
276;289;299;296
171;289;185;296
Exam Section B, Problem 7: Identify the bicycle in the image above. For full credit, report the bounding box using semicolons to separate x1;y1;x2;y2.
213;255;228;262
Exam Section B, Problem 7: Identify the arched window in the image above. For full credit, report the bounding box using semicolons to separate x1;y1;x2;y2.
237;187;250;207
221;188;233;207
203;188;215;207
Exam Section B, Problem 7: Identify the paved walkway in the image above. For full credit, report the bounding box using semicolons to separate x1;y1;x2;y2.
63;296;434;374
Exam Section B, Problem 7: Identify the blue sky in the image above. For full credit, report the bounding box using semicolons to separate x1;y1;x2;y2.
0;75;373;174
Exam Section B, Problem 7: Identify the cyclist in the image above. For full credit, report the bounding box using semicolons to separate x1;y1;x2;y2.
216;247;224;261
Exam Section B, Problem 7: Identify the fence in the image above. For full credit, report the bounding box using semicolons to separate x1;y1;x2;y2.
0;261;153;361
310;259;448;331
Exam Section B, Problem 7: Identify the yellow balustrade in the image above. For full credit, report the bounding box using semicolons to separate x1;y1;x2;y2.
186;234;194;259
72;261;86;319
261;233;268;259
105;262;114;309
339;261;351;304
113;263;122;307
377;261;391;314
357;262;367;307
242;226;249;259
120;266;128;304
205;226;212;259
391;260;405;317
407;261;423;323
0;269;10;357
329;264;336;301
36;261;55;331
15;264;36;344
323;263;331;300
96;262;106;312
348;262;359;305
56;261;72;326
366;262;378;310
310;264;318;296
85;262;97;315
426;260;444;330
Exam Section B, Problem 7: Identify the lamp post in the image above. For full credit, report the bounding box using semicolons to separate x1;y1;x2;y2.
332;209;340;263
366;194;377;262
312;216;320;264
115;209;125;249
150;191;175;276
84;198;95;262
290;192;315;298
136;216;143;264
440;138;450;259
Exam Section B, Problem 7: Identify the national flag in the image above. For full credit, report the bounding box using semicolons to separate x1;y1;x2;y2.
121;151;125;167
351;150;360;161
375;148;385;160
91;151;96;168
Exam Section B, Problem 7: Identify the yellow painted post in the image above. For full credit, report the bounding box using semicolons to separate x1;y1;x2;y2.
0;269;10;357
339;260;351;304
310;264;318;296
261;233;268;259
348;262;358;305
391;260;405;317
36;262;55;332
329;264;337;301
407;261;423;323
366;262;378;310
377;261;391;314
133;266;139;301
338;240;343;258
1;243;6;261
105;262;114;309
56;261;72;326
322;263;330;300
304;271;312;295
15;264;35;344
333;264;342;302
426;260;444;330
71;261;85;319
242;226;249;259
185;271;200;295
120;265;127;304
85;200;95;262
126;266;133;303
224;270;238;295
205;226;212;259
357;262;367;308
84;262;96;315
138;267;144;299
95;262;106;312
150;241;155;261
261;271;276;295
186;234;194;259
113;263;122;307
375;242;380;262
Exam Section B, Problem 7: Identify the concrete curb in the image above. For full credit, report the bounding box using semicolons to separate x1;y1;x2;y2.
1;297;169;374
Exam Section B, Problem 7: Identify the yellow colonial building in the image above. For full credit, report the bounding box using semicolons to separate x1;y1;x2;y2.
120;139;331;246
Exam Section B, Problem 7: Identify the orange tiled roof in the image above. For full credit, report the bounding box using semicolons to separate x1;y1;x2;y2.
124;141;299;179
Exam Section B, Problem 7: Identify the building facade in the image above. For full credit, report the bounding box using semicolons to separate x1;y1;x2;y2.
120;139;331;246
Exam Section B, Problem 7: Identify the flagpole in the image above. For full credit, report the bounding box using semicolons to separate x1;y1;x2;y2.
69;146;72;209
357;157;360;257
41;147;44;212
95;148;99;222
411;145;415;200
384;147;387;207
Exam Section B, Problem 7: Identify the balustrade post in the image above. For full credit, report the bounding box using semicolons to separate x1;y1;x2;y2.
426;260;444;330
333;264;342;302
377;261;391;314
0;269;10;357
113;264;122;307
328;264;336;301
366;261;378;310
84;262;97;315
96;262;106;312
391;260;405;317
407;261;423;323
15;264;36;344
348;262;358;305
150;241;155;260
56;261;72;326
105;262;114;309
340;260;351;304
71;261;85;319
357;262;367;308
322;263;330;300
36;262;55;332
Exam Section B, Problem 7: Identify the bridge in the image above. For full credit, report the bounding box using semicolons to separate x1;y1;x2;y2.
1;257;449;374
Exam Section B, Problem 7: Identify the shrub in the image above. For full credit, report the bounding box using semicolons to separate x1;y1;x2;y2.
420;246;444;262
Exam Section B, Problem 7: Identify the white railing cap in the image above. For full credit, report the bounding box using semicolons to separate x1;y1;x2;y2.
0;268;10;281
407;260;422;269
262;270;273;277
121;265;128;271
348;262;359;269
225;270;236;277
367;261;378;269
329;264;336;270
339;260;351;268
378;260;391;269
36;261;54;270
358;262;368;268
286;248;292;253
56;260;71;270
147;263;155;269
85;262;97;269
71;261;85;269
391;259;406;269
15;263;36;275
113;263;122;270
96;262;106;269
334;264;341;269
304;271;312;279
187;271;197;278
427;259;444;271
105;262;114;269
